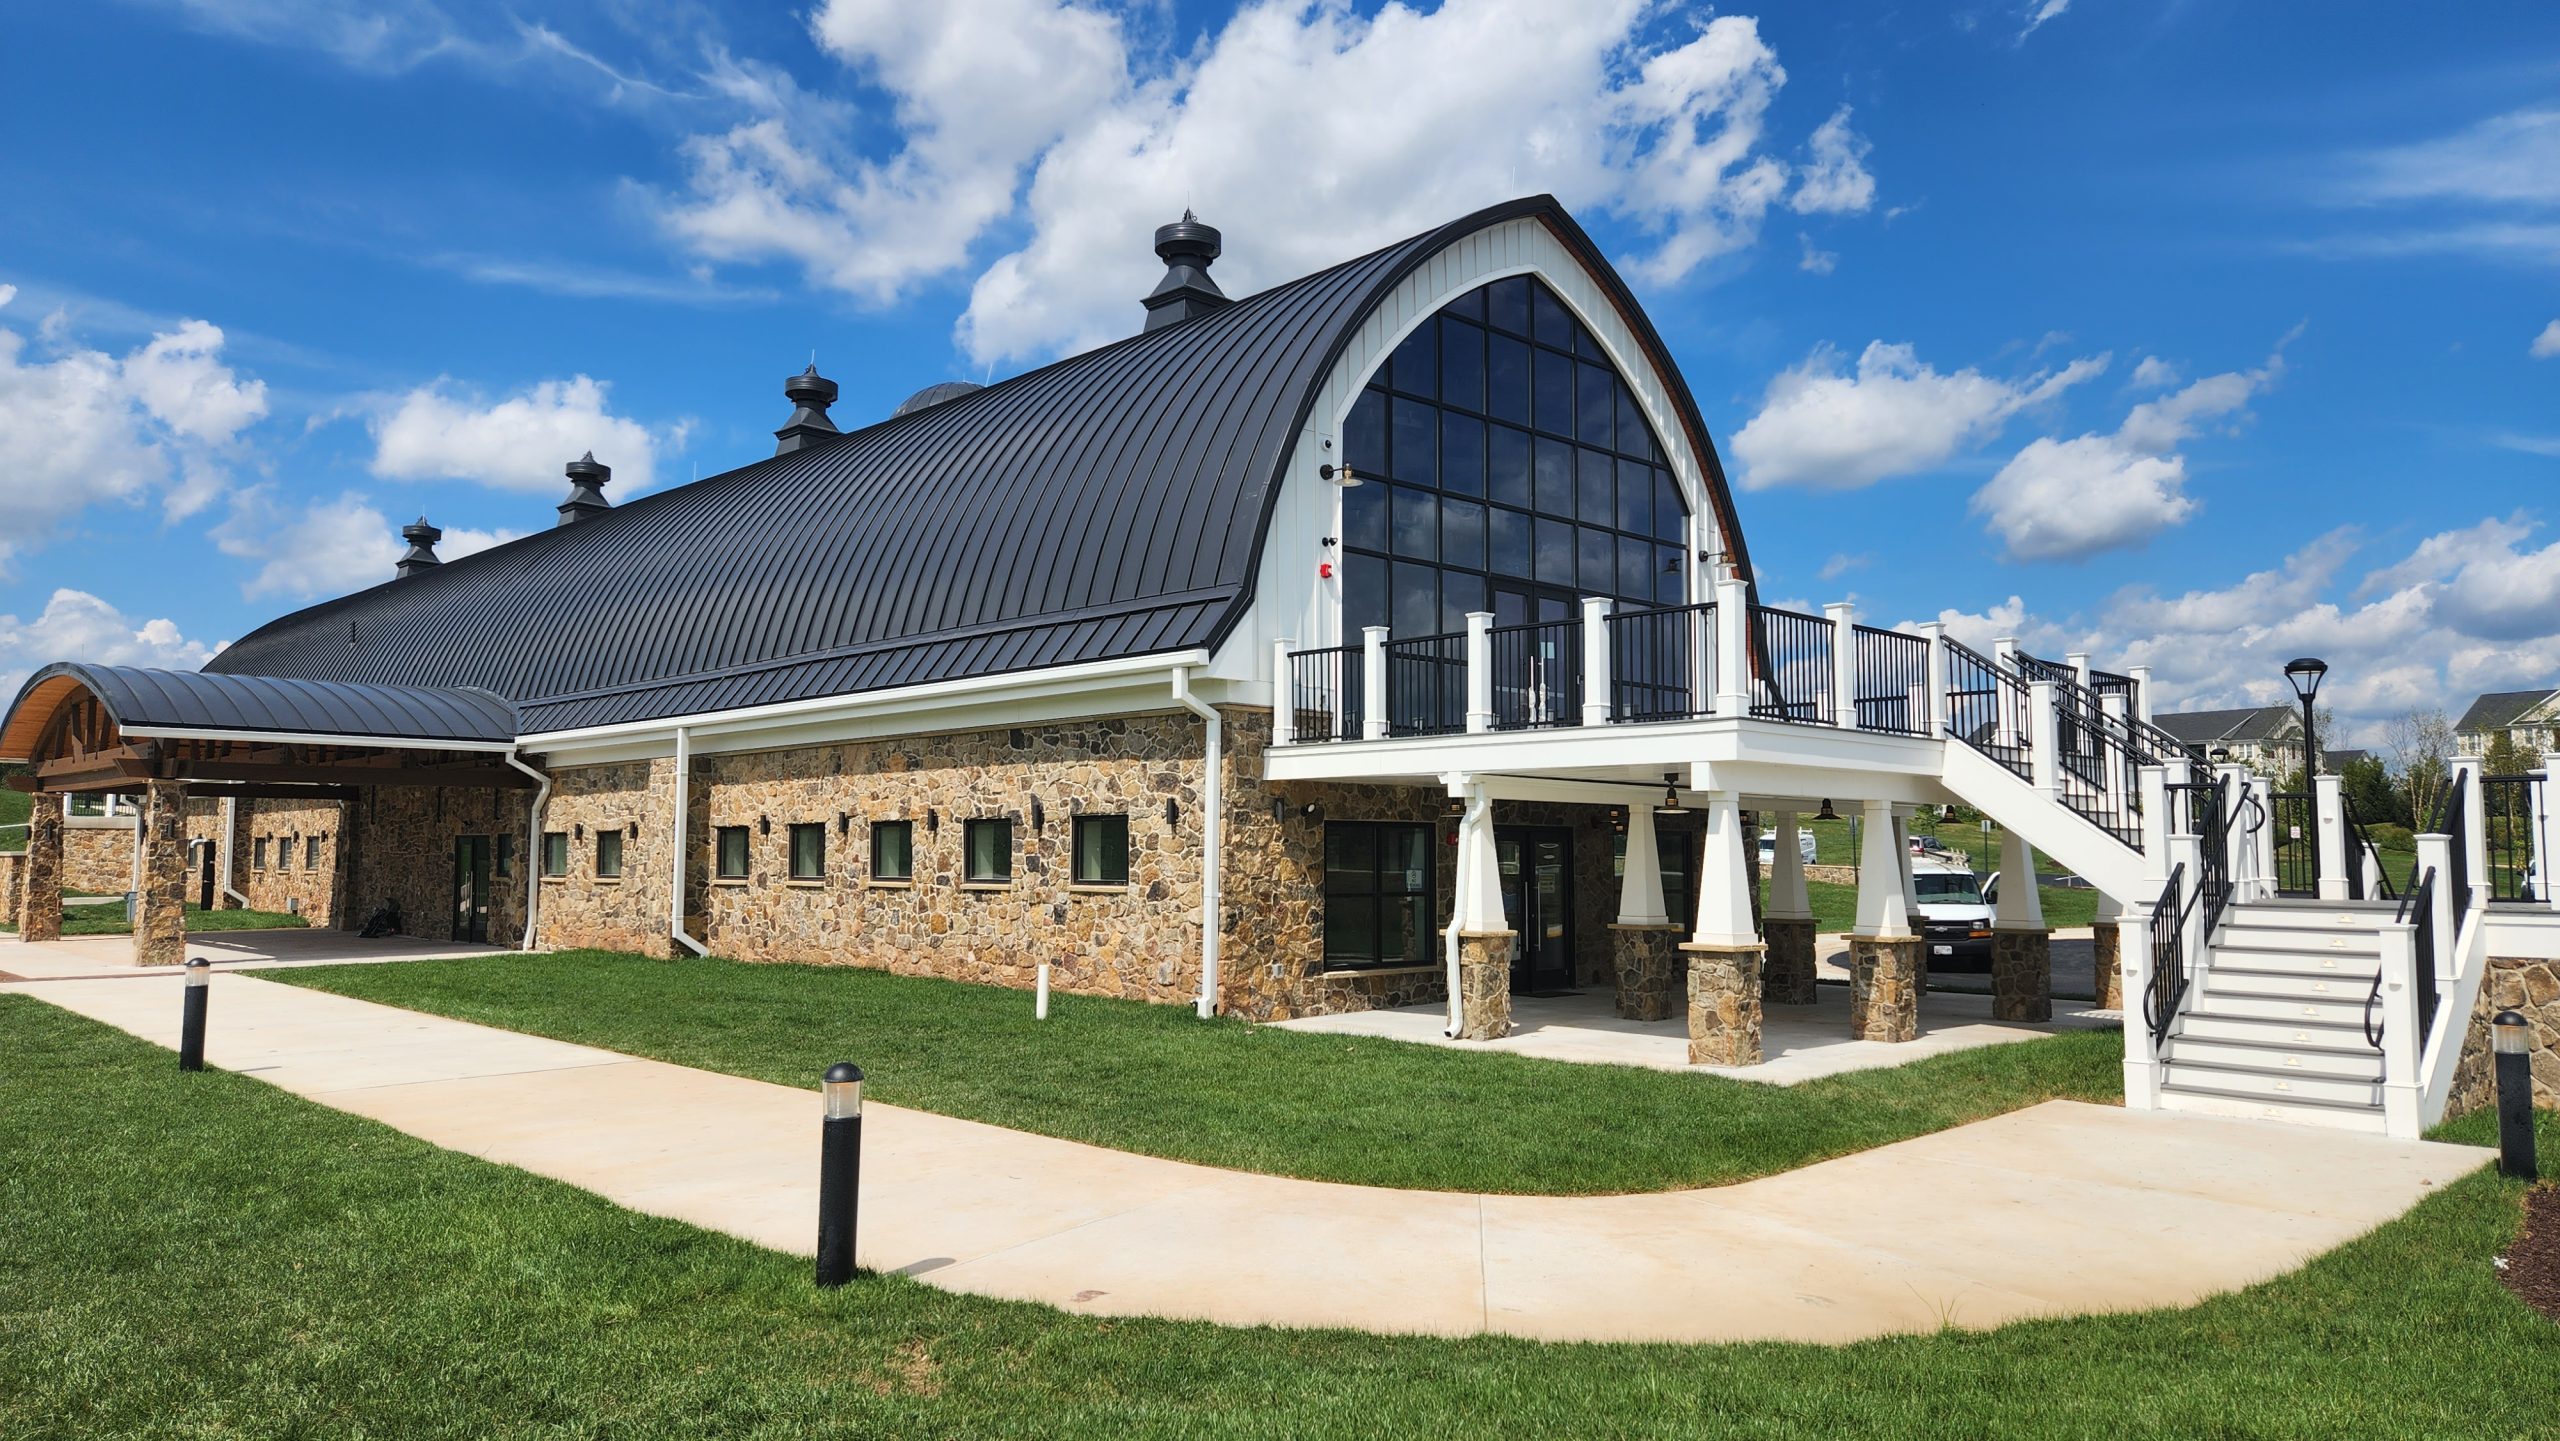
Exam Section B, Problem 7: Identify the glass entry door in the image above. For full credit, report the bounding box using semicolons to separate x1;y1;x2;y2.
1497;827;1575;993
452;835;493;943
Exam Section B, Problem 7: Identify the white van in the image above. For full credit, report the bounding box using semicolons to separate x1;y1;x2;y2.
1910;857;1994;968
1757;830;1819;868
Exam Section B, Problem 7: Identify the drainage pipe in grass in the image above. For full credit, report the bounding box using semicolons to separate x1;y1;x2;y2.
505;750;551;951
1171;668;1223;1019
668;726;708;956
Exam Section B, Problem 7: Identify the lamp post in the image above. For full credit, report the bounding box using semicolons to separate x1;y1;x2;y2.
816;1061;864;1288
2283;656;2328;784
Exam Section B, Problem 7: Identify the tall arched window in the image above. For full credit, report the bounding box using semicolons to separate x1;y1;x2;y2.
1340;274;1690;639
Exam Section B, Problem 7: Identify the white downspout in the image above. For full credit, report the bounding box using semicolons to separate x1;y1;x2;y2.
669;726;708;955
505;750;550;951
1172;668;1223;1019
219;797;250;907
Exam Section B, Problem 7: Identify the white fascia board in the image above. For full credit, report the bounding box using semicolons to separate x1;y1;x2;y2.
522;649;1212;765
2482;910;2560;960
118;725;517;754
1264;718;1947;790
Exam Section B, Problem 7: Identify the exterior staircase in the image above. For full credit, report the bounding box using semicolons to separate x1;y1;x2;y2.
2154;899;2396;1133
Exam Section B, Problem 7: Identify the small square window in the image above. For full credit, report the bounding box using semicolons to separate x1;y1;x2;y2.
305;836;322;871
541;831;569;877
965;818;1013;884
1073;815;1129;886
716;825;750;880
871;820;913;882
789;823;826;881
596;829;623;879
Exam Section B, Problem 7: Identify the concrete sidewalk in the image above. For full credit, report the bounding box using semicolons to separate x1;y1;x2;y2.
0;930;505;982
4;970;2488;1345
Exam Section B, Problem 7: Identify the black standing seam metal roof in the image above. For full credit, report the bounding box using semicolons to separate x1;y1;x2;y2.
0;662;519;760
200;195;1753;737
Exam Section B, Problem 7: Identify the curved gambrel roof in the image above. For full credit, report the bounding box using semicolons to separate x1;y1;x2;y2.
0;663;518;761
207;196;1753;737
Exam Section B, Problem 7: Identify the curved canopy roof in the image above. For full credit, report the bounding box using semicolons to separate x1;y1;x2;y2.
205;195;1751;737
0;663;519;762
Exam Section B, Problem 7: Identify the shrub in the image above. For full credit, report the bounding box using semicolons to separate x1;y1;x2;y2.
2364;822;2414;851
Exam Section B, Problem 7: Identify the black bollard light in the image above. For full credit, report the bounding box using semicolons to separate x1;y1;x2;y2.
2493;1010;2539;1182
816;1061;864;1288
178;956;210;1073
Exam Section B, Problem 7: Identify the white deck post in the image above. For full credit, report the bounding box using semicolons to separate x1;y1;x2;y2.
2449;756;2487;910
2376;920;2423;1138
1691;789;1758;948
2101;690;2132;822
1824;601;1857;729
2028;679;2060;794
1464;612;1494;735
1851;799;1912;938
1361;625;1389;740
2417;832;2457;990
1270;639;1295;747
2067;651;2092;689
2540;768;2560;913
1580;597;1613;728
1916;621;1947;738
2138;762;2172;863
1768;810;1811;919
2127;664;2154;726
1617;800;1671;926
1713;575;1752;717
2313;771;2348;900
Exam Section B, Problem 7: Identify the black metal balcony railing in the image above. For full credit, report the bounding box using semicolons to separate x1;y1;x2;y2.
1488;616;1583;731
2483;773;2544;905
2266;790;2316;897
1382;631;1468;737
1850;624;1928;735
1285;643;1362;743
1943;638;2033;780
1605;602;1714;724
1749;605;1835;726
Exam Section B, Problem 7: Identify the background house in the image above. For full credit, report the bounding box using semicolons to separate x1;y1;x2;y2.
2454;689;2558;756
2153;705;2304;774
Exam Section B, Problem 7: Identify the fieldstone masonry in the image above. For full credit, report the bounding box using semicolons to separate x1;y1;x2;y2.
0;851;21;923
2448;955;2560;1115
1849;935;1925;1042
1989;925;2052;1022
1610;924;1682;1021
1685;942;1764;1065
2093;923;2124;1009
1456;931;1515;1039
1760;916;1818;1004
18;794;62;942
133;779;189;967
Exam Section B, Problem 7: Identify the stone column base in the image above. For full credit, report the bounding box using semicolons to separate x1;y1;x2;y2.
2093;923;2123;1010
1990;925;2052;1022
1455;930;1516;1041
18;794;63;944
1610;924;1684;1021
1849;934;1925;1042
1761;915;1818;1004
134;779;191;968
1684;942;1766;1065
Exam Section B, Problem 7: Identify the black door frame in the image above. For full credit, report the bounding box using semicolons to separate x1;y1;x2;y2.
1497;825;1576;993
452;834;493;944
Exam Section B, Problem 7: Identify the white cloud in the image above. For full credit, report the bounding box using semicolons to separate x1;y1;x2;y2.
1816;551;1869;582
2129;355;2180;389
0;588;221;701
2493;432;2560;458
2019;0;2072;40
213;488;518;601
1730;340;2105;491
2533;319;2560;359
653;2;1872;365
1969;338;2289;562
0;307;266;567
1798;233;1837;274
369;375;667;495
2341;106;2560;210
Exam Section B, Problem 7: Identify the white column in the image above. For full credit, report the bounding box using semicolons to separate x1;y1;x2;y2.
1824;601;1857;729
1767;810;1812;920
1690;789;1758;948
1617;801;1670;926
2449;755;2487;911
2127;664;2154;726
1581;596;1613;728
2028;679;2060;793
2067;651;2092;689
1916;620;1947;739
1713;575;1752;716
1995;827;2044;927
1851;799;1912;938
2215;763;2261;901
2313;771;2348;901
1994;635;2020;671
2138;763;2171;864
1455;784;1506;932
1893;807;1920;916
1271;639;1296;747
1464;612;1494;735
1361;625;1389;740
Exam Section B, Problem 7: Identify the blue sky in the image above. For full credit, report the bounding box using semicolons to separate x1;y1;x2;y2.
2;0;2555;742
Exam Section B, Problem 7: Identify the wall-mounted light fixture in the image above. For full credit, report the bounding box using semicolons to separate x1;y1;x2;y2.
838;811;850;836
926;808;939;833
759;815;771;835
1031;797;1046;833
1165;798;1181;828
1320;463;1363;488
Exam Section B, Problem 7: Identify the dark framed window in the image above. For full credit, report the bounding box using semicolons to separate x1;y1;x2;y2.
252;837;268;871
789;823;826;881
495;834;513;879
870;820;913;882
595;829;623;879
965;819;1013;884
1073;815;1129;885
1342;274;1689;642
305;836;322;871
715;826;750;880
1322;821;1436;968
541;831;569;877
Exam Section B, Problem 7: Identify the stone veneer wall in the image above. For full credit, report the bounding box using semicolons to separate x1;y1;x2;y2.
342;786;532;942
60;823;134;893
2447;955;2560;1115
536;759;678;954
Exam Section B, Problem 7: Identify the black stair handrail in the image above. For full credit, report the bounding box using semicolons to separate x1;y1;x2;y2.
1942;638;2035;780
2368;866;2439;1050
2146;862;2189;1048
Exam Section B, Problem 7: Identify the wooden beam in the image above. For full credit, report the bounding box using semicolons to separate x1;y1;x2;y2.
181;783;364;802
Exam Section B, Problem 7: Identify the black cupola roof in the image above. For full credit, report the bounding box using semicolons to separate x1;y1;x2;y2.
557;453;611;525
395;516;443;578
1140;211;1231;331
774;364;842;455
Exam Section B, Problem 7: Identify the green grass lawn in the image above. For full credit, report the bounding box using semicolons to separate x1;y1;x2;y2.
269;949;2123;1195
2;994;2550;1440
0;900;307;938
